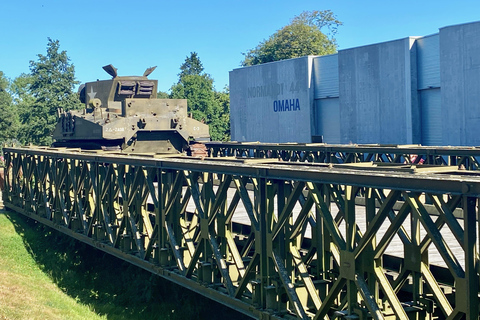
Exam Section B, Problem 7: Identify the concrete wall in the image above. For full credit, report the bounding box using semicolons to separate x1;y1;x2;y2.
338;37;420;144
440;21;480;146
229;56;315;143
313;55;341;143
416;34;442;146
229;21;480;147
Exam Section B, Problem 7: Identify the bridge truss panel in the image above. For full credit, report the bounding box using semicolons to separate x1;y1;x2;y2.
206;142;480;170
2;147;480;319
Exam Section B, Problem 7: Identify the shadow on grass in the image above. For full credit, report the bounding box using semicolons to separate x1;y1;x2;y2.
4;210;250;320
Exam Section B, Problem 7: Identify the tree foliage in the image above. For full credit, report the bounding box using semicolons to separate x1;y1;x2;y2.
242;10;342;66
2;43;231;148
10;74;35;144
291;10;342;37
19;38;81;146
157;91;170;99
170;52;230;141
212;88;230;140
178;52;204;78
0;71;19;146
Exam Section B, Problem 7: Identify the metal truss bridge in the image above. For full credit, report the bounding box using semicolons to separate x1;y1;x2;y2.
2;144;480;319
206;142;480;169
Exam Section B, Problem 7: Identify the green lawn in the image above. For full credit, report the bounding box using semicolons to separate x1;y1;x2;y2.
0;209;247;320
0;210;107;320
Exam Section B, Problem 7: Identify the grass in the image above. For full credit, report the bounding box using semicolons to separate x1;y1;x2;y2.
0;209;248;320
0;210;104;320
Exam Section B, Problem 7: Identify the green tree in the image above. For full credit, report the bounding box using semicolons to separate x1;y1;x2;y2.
0;71;19;146
213;88;230;141
10;74;34;144
20;38;81;146
157;91;169;99
178;52;204;78
291;10;342;37
242;10;342;66
170;53;230;141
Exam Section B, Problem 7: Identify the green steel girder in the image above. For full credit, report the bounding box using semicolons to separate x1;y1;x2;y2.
2;146;480;319
206;142;480;169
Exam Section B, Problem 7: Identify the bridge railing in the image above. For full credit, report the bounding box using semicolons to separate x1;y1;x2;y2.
2;146;479;319
206;142;480;169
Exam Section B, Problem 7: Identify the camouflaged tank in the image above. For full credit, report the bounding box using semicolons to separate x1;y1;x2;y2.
52;64;210;154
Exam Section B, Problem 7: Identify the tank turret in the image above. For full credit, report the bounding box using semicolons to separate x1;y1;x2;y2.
52;65;210;154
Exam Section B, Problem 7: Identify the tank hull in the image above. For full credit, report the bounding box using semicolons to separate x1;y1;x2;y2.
52;65;210;154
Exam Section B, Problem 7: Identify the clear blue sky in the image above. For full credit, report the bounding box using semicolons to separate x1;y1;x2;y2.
1;0;479;92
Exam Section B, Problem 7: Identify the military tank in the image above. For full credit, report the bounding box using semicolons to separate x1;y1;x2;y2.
52;64;210;154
